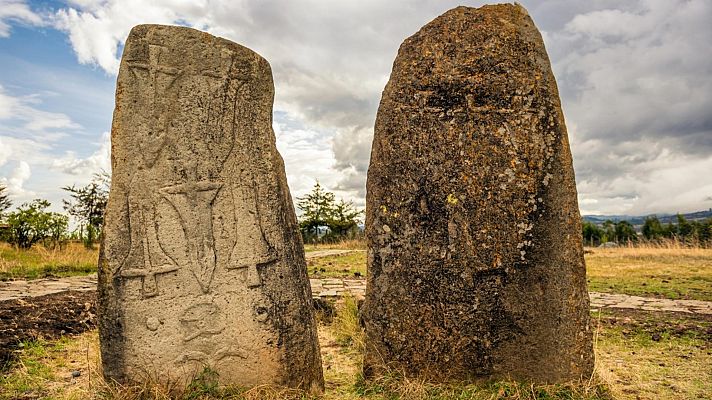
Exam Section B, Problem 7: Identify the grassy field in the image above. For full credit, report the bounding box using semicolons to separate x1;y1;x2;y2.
1;298;709;399
1;242;710;399
0;242;97;280
586;247;712;301
2;241;712;303
308;252;367;278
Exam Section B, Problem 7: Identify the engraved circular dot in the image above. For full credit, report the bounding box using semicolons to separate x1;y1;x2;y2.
255;307;269;322
146;317;161;331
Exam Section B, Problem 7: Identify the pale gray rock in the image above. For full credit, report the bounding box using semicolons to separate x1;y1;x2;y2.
99;24;323;392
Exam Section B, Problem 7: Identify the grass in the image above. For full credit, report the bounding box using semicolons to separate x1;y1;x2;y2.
1;294;709;399
2;240;711;304
594;310;711;399
305;239;366;252
0;242;98;280
585;247;712;301
8;296;708;399
308;252;367;278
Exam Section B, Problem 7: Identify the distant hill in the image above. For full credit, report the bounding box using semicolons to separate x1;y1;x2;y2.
582;208;712;226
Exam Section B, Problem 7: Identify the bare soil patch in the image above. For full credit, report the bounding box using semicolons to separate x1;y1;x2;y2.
0;290;96;369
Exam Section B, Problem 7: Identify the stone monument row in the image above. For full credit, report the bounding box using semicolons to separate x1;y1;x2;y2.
99;25;323;391
362;4;594;382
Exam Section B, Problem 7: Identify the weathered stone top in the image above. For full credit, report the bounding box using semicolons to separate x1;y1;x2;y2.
369;3;576;276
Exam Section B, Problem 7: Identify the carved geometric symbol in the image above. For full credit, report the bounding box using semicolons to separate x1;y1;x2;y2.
179;302;225;342
126;44;184;168
160;170;222;294
126;44;183;92
227;176;276;288
120;189;178;298
173;346;247;365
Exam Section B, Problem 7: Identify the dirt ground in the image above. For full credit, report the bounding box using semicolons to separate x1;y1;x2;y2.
0;291;96;369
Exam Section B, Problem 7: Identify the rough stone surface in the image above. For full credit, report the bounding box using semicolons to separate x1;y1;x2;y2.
362;4;593;383
99;24;323;391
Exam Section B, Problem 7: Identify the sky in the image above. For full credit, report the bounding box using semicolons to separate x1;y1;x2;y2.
0;0;710;217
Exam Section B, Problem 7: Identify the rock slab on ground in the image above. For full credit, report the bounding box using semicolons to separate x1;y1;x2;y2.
362;4;593;383
100;24;322;391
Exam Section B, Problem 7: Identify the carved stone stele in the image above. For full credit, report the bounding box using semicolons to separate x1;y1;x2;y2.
99;24;323;392
362;5;594;383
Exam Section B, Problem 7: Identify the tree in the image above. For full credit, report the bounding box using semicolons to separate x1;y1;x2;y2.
296;181;363;243
63;172;110;248
0;183;11;218
615;221;637;243
45;213;69;249
327;199;363;237
297;181;336;239
581;221;603;246
642;216;663;240
696;218;712;244
6;199;67;249
601;220;616;243
676;214;693;239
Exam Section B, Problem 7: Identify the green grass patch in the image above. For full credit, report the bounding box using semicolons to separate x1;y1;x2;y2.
308;252;367;278
0;242;98;280
585;248;712;301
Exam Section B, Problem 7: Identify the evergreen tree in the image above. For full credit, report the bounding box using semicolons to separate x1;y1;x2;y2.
601;220;616;243
327;199;362;237
581;221;603;246
296;181;363;242
676;214;693;238
296;181;336;238
615;221;637;243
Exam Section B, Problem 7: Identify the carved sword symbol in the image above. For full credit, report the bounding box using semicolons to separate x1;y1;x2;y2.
227;177;276;288
160;168;222;294
120;193;178;298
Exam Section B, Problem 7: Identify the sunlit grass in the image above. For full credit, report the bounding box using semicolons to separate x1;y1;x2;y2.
585;247;712;301
0;242;98;280
308;252;367;278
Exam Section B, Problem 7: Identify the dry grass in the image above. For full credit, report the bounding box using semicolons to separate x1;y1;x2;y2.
0;242;98;280
3;305;711;399
0;330;101;400
585;247;712;301
594;312;711;399
305;239;366;252
0;330;315;400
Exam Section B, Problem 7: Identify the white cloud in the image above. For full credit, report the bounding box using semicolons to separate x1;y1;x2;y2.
38;0;712;215
0;85;79;137
550;0;712;214
273;118;338;201
51;131;111;176
0;0;42;37
0;160;33;199
0;86;88;208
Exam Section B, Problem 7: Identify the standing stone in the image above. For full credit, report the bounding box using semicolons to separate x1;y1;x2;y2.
362;5;593;382
99;24;323;392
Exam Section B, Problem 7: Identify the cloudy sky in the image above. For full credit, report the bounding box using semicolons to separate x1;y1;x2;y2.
0;0;710;217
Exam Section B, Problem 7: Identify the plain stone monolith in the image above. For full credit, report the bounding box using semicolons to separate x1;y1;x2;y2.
99;24;323;392
362;4;594;382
